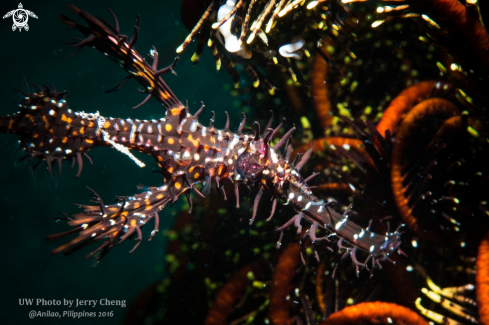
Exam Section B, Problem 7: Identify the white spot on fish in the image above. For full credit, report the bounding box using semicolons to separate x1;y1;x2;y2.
335;218;347;230
359;229;365;238
190;120;198;132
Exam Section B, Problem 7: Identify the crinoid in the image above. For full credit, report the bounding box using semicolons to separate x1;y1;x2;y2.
178;0;359;93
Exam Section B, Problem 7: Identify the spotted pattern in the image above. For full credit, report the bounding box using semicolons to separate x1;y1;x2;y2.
23;5;403;265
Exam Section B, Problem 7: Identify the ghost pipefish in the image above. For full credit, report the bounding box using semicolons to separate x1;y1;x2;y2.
0;5;402;273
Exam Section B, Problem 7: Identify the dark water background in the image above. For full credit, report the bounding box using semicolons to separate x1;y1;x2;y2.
0;0;242;324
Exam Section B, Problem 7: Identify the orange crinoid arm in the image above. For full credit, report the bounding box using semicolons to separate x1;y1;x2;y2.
312;47;333;129
426;0;489;73
477;230;489;325
269;243;299;325
390;98;458;240
205;259;266;325
377;81;440;139
321;301;428;325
